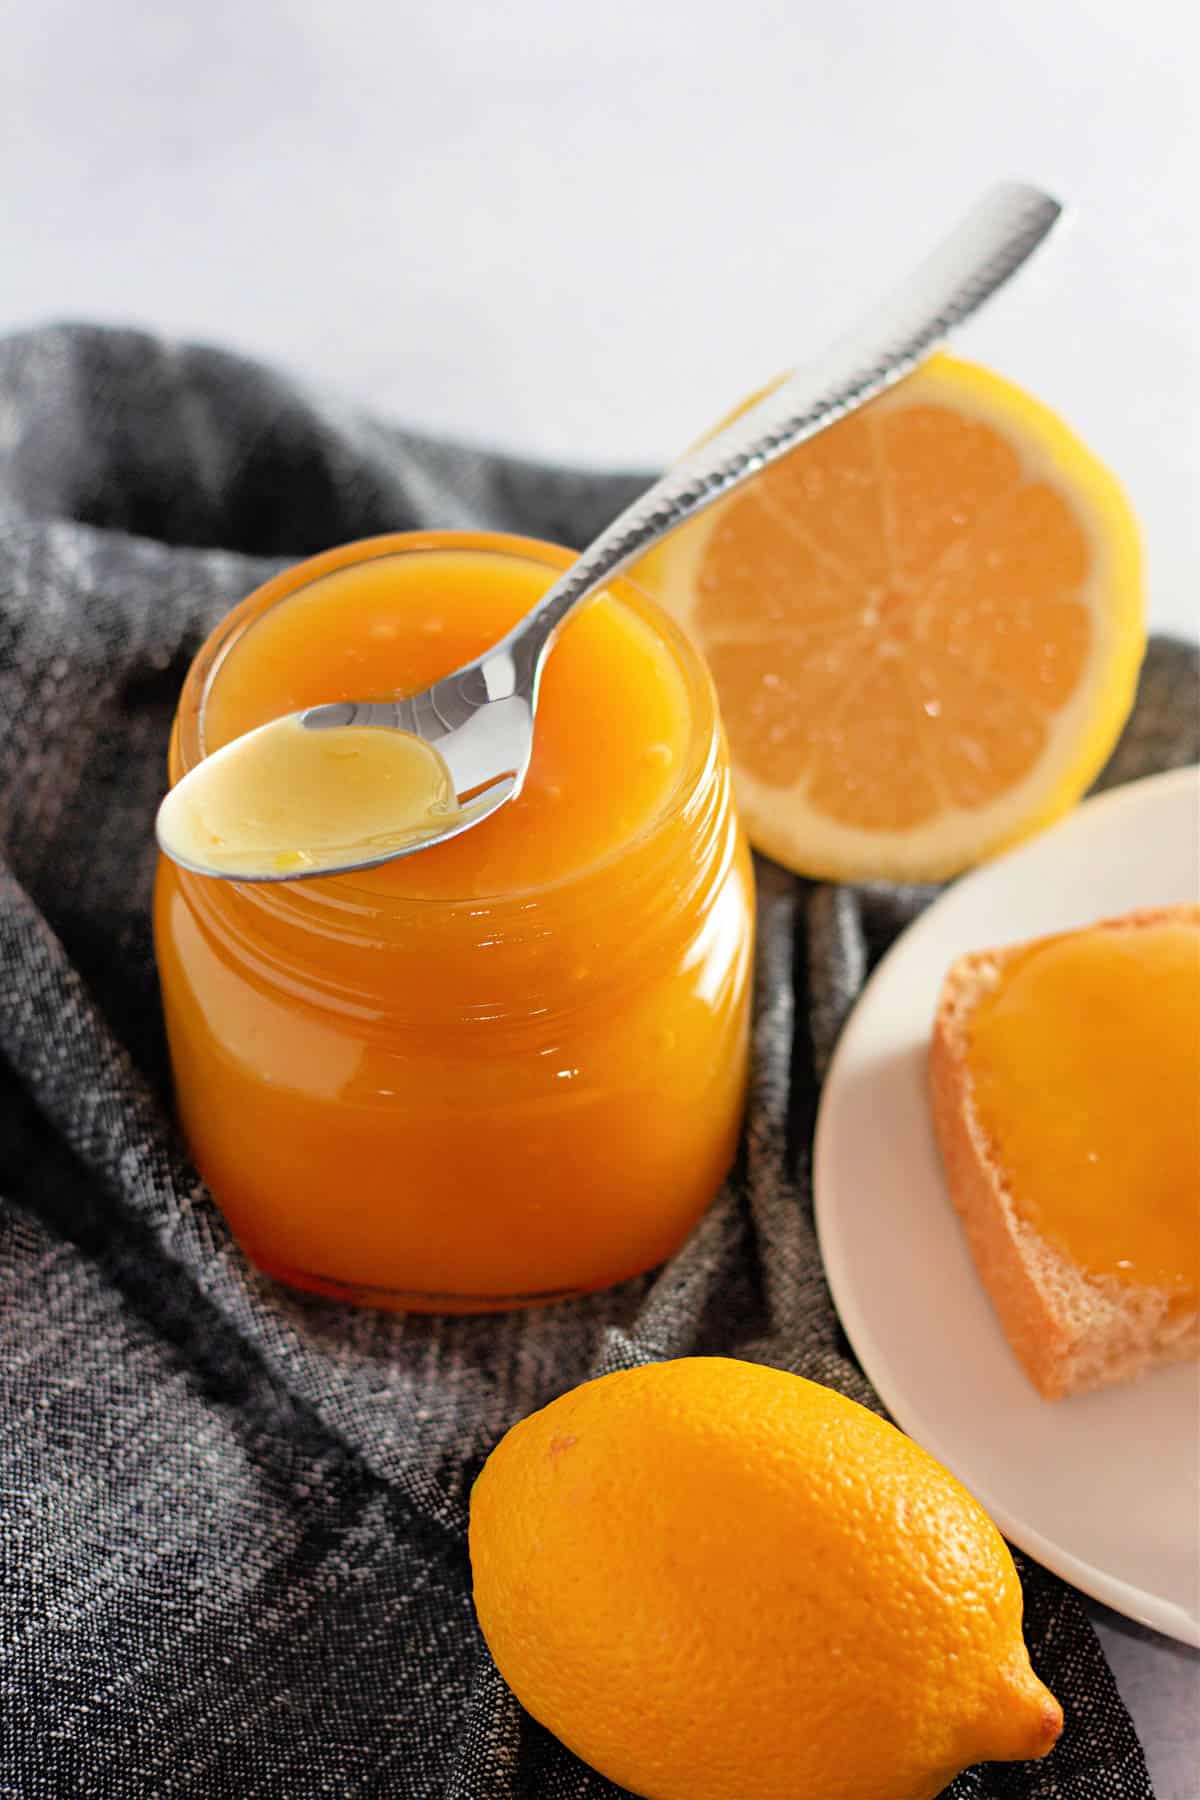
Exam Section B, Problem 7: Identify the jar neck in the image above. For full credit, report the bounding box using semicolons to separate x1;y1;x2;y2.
176;717;736;1026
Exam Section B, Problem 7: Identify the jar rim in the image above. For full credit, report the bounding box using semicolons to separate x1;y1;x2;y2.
170;528;723;924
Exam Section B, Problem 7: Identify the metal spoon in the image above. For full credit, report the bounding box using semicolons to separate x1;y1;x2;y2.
157;181;1062;882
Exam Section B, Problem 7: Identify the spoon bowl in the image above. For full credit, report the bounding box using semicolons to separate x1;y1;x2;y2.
155;696;525;882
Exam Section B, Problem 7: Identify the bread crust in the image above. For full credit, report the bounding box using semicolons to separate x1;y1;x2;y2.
928;905;1200;1400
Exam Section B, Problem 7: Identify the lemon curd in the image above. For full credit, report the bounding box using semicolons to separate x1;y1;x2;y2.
154;532;755;1310
158;716;461;876
966;920;1200;1300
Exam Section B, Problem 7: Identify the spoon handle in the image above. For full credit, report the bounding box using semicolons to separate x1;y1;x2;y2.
493;180;1062;692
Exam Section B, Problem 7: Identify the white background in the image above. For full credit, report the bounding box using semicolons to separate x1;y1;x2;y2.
3;1;1198;1787
2;0;1197;640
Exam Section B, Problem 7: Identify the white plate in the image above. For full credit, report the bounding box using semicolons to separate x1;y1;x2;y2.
814;767;1200;1646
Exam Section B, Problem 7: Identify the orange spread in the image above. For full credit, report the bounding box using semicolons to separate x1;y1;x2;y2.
967;920;1200;1298
154;532;754;1310
158;717;461;876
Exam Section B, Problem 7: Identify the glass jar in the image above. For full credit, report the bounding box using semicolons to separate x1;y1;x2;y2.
154;531;754;1311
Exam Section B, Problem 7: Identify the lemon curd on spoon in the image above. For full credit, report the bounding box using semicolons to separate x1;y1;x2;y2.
154;532;755;1311
157;715;461;877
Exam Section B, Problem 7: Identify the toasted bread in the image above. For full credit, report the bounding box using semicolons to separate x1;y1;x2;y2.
929;905;1200;1400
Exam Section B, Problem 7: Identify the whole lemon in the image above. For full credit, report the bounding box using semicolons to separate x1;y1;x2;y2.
469;1357;1062;1800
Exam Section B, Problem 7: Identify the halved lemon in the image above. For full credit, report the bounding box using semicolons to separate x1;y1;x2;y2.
633;354;1145;882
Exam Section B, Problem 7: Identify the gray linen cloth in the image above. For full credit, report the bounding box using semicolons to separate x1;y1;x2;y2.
2;323;1195;1798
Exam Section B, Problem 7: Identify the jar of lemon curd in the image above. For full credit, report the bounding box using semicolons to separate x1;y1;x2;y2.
154;531;754;1311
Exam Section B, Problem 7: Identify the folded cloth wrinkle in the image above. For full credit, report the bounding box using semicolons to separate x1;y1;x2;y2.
3;323;1195;1799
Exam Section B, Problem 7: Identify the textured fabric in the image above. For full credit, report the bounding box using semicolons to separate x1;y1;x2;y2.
1;323;1194;1799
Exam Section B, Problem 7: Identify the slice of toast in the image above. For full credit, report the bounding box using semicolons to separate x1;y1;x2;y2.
928;905;1200;1401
